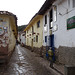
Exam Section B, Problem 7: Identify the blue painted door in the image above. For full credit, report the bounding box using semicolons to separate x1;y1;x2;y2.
50;34;54;47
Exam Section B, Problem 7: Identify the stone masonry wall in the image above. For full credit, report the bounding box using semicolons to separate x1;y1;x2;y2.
25;45;75;65
57;46;75;65
25;45;47;58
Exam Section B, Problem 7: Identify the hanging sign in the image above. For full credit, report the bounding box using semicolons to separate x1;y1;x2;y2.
67;16;75;30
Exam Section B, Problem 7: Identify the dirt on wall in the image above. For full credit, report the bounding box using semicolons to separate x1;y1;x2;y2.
57;46;75;65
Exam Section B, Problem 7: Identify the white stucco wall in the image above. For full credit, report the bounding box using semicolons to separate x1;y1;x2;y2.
43;11;50;46
43;0;75;48
20;33;26;45
52;0;75;48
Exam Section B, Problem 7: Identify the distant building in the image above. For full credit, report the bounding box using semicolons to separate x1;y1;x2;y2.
18;25;27;46
20;31;26;46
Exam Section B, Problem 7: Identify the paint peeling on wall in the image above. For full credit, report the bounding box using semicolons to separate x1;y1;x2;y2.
0;18;9;48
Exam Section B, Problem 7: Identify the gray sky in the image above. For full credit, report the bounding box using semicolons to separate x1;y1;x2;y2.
0;0;46;26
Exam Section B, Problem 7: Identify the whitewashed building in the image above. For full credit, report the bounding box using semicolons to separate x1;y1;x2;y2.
43;12;50;46
20;32;26;46
42;0;75;65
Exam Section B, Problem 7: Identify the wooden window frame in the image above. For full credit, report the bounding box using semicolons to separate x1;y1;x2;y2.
36;35;38;42
37;20;40;28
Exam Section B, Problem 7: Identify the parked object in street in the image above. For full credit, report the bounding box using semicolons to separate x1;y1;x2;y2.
0;11;18;63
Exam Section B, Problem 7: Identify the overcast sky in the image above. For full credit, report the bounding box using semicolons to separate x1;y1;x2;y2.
0;0;46;26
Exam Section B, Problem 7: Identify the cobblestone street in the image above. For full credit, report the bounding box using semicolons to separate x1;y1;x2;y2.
0;45;53;75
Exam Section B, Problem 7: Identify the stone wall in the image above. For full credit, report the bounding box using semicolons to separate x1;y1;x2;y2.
54;48;59;63
57;46;75;65
25;45;75;65
25;45;32;51
25;45;47;58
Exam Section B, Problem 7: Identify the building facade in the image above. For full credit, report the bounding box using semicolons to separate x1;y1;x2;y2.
42;0;75;65
0;11;17;62
24;0;75;65
20;32;26;46
24;14;43;54
52;0;75;65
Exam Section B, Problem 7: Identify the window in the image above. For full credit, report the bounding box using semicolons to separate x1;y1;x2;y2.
54;6;57;22
45;36;47;42
34;37;35;42
37;20;40;28
50;9;53;22
73;0;75;8
45;15;47;25
49;9;53;29
36;35;38;42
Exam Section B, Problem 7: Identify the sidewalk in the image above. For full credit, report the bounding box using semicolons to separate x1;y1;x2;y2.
26;48;65;75
36;55;64;75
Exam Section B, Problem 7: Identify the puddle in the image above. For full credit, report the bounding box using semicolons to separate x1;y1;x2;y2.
20;67;28;73
17;46;25;61
14;64;23;74
17;62;29;66
19;56;25;60
17;63;24;66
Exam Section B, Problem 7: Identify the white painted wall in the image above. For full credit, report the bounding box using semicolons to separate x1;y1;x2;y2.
20;33;26;45
43;11;50;46
52;0;75;48
43;0;75;48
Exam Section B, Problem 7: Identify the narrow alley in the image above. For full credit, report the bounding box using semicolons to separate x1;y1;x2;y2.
0;45;54;75
0;0;75;75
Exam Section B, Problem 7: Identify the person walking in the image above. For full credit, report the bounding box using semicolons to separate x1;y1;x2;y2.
48;47;54;68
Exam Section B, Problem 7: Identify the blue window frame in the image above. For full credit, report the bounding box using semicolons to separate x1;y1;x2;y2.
45;36;47;42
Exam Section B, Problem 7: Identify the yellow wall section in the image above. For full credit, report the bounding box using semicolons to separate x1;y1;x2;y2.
26;16;43;48
0;15;16;53
8;17;16;52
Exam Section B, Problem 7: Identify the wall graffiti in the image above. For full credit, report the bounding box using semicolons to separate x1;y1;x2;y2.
0;18;9;48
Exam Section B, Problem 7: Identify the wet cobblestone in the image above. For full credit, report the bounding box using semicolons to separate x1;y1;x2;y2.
0;45;52;75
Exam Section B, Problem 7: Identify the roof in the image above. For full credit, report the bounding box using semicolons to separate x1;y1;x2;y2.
38;0;56;15
29;0;55;23
0;11;16;16
28;13;38;26
29;0;56;23
24;0;55;31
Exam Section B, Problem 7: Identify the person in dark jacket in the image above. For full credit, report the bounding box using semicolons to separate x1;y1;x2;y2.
48;47;54;68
